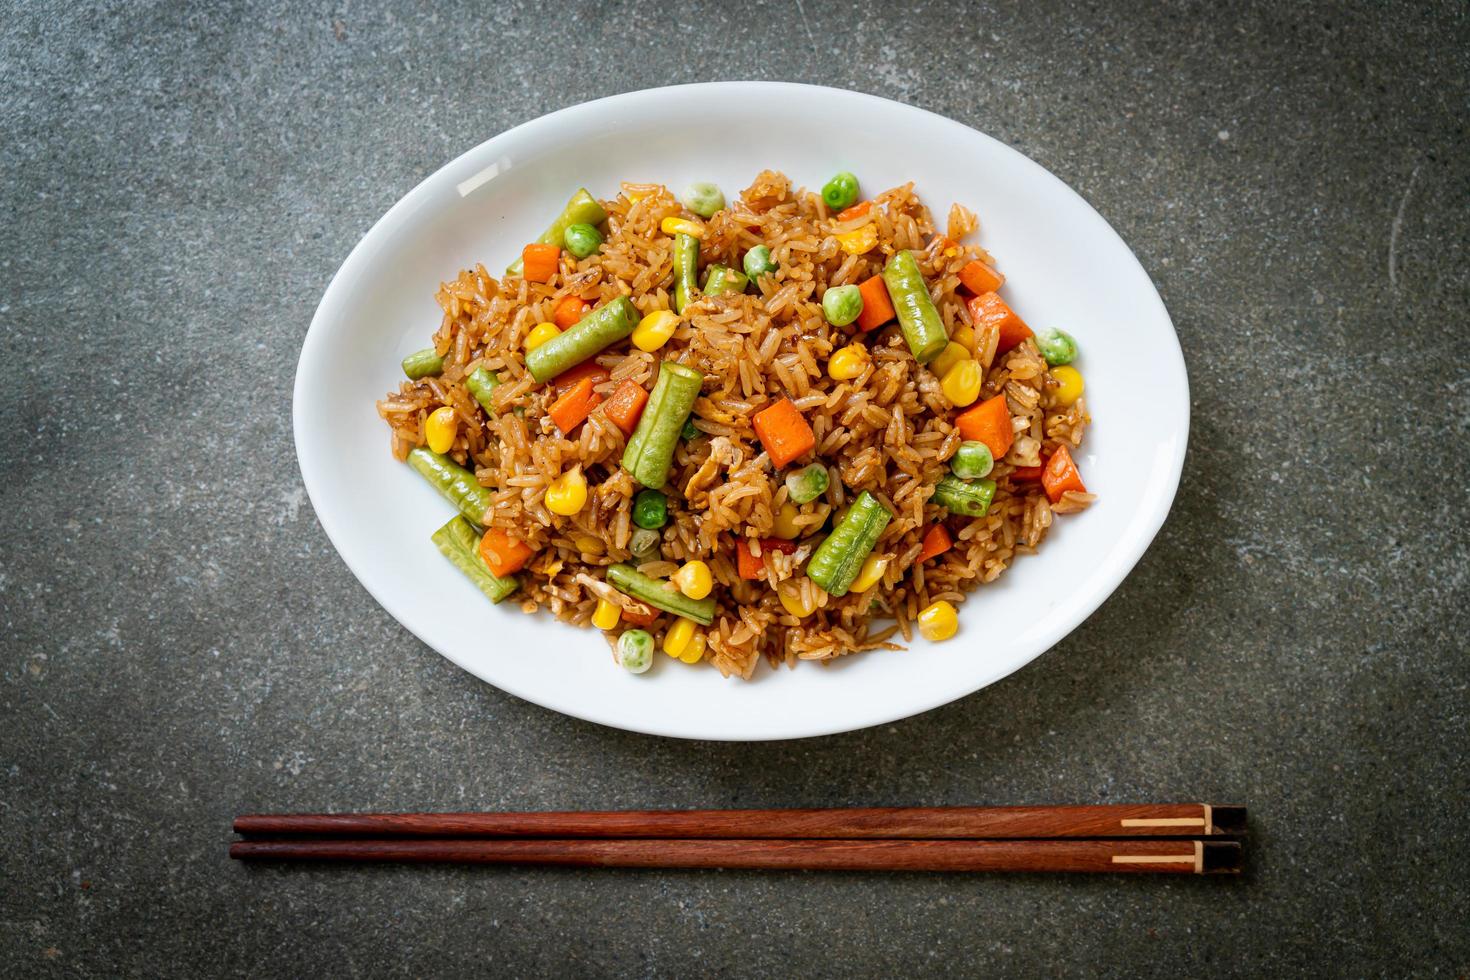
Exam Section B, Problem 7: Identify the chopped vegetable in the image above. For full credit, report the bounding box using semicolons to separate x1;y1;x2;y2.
772;501;801;539
806;490;892;597
548;376;603;433
622;360;703;489
784;463;830;504
632;310;680;352
821;284;864;326
506;188;608;275
562;223;603;259
592;597;622;630
544;466;589;516
735;537;797;580
930;341;969;380
827;342;869;381
1042;445;1087;503
672;232;699;313
671;560;713;600
552;294;590;329
931;475;996;517
958;260;1005;295
603;379;649;434
525;295;639;383
401;348;444;380
521;243;561;284
479;528;534;578
525;321;561;352
1011;464;1044;482
753;397;816;468
632;489;669;529
431;515;519;603
883;250;948;363
424;405;457;453
1051;365;1085;407
854;275;896;332
661;216;705;238
629;527;662;562
620;602;661;628
681;417;700;440
407;447;493;525
939;358;982;407
918;524;952;562
967;291;1032;354
550;360;610;395
821;171;860;211
1035;327;1078;366
954;394;1014;460
777;577;819;618
849;553;889;594
617;629;654;672
835;224;878;255
950;441;994;480
835;200;871;221
917;599;958;641
702;264;748;296
607;564;715;624
465;367;501;415
681;181;725;218
743;245;777;282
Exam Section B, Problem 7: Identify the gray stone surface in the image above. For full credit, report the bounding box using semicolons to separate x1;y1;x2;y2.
2;0;1467;975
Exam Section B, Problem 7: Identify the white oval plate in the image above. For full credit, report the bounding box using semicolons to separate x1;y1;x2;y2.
294;82;1187;741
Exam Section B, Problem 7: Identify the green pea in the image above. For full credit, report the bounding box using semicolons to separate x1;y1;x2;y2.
821;284;864;327
1035;327;1078;366
629;527;662;562
821;171;859;212
681;182;725;219
785;463;830;505
617;629;654;673
743;245;778;282
951;441;994;480
563;223;604;259
682;417;699;440
632;489;668;530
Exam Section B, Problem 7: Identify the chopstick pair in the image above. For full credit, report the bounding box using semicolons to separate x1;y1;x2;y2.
231;804;1245;875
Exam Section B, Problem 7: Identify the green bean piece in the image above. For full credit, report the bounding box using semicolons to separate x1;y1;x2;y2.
950;441;994;480
524;296;639;383
407;447;494;525
743;245;777;282
401;348;444;380
606;563;715;624
672;232;700;314
506;188;608;274
806;490;892;597
931;475;996;517
681;182;725;218
632;489;669;530
617;629;655;673
622;361;704;489
821;171;860;211
882;249;949;364
682;417;700;441
1035;326;1078;366
785;463;830;505
821;285;864;326
562;222;604;259
702;264;749;297
430;515;518;604
629;527;663;562
465;367;501;415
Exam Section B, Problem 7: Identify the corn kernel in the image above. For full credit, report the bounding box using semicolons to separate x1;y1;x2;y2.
632;310;680;352
592;598;622;631
661;216;705;238
772;502;802;540
526;321;561;351
827;343;869;382
662;617;698;658
678;633;706;664
671;560;713;600
930;341;969;380
777;577;819;618
424;406;457;454
849;554;890;594
544;466;588;516
951;324;976;354
835;224;878;255
1051;365;1085;408
573;533;604;555
917;599;959;641
940;359;983;407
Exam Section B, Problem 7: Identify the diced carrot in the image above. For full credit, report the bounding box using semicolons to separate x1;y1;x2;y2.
736;537;798;580
547;376;602;434
552;294;590;329
753;397;816;468
621;602;661;627
550;360;611;395
522;243;560;283
1010;464;1044;482
918;524;952;563
855;275;896;332
958;261;1005;295
479;528;534;578
967;291;1032;354
955;394;1014;461
1042;445;1087;503
836;200;871;221
602;379;649;435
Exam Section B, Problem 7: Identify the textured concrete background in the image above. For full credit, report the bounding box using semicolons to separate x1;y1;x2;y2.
2;1;1467;976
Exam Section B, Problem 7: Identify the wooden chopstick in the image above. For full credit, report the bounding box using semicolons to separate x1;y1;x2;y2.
229;837;1242;874
233;804;1245;840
